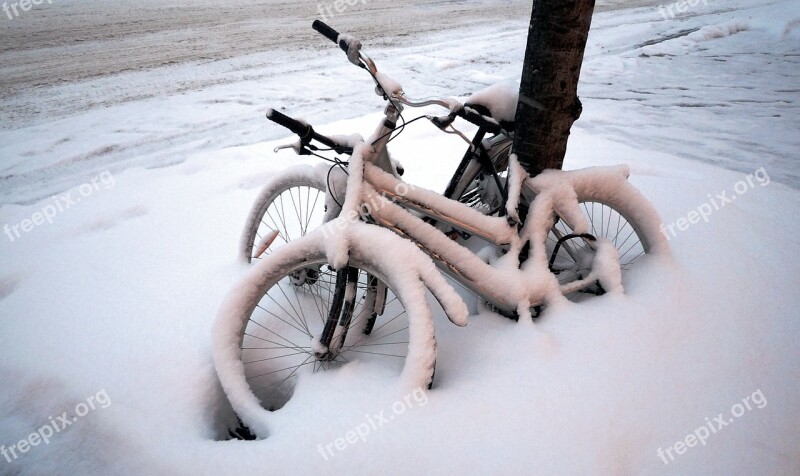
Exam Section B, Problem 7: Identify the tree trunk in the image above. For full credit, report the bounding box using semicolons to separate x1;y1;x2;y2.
513;0;596;176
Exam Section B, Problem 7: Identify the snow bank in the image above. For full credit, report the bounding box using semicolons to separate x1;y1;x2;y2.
688;21;750;42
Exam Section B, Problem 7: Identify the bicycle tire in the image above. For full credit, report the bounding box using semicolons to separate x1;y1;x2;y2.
215;229;437;438
546;171;669;293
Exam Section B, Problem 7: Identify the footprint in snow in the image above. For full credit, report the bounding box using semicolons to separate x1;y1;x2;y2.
82;206;149;233
0;275;22;302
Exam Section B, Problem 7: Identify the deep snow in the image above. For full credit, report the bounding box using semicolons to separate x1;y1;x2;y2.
1;0;799;475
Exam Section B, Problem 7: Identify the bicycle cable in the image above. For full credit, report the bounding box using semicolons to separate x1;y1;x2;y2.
369;114;430;145
309;64;452;208
365;67;411;146
326;157;349;210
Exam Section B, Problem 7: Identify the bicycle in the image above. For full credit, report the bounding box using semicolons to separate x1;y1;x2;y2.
214;20;670;438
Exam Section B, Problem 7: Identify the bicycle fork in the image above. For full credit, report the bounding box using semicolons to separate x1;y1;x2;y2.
312;267;386;361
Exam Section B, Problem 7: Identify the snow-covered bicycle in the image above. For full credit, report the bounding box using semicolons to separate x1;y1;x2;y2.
215;21;669;438
240;40;519;263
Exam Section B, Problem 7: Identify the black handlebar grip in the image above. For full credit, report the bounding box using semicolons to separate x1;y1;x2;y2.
459;107;503;135
266;108;311;138
431;114;456;130
312;20;340;45
267;108;352;153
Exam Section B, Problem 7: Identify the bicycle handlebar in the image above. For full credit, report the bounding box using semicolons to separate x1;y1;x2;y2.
312;20;338;43
312;20;349;53
459;107;503;135
267;108;353;153
391;95;505;135
427;109;503;135
309;20;507;136
267;108;309;136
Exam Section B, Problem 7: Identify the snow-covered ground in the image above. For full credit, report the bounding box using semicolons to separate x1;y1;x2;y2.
2;0;798;206
1;0;799;474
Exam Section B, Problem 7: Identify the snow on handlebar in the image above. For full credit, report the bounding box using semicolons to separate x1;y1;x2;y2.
338;34;363;67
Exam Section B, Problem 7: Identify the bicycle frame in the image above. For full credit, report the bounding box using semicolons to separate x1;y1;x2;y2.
330;108;603;316
273;24;625;321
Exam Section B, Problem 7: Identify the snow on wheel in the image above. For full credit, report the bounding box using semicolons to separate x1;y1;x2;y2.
540;166;669;296
215;228;438;438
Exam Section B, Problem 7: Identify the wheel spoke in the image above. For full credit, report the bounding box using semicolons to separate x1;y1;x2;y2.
237;257;410;411
551;200;649;297
251;183;328;261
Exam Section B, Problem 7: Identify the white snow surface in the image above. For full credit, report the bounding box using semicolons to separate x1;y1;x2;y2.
1;0;800;474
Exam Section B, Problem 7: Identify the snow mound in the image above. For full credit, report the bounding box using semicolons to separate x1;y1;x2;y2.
688;21;749;42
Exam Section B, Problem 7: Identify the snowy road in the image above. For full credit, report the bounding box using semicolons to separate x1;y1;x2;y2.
0;0;534;102
4;0;797;206
0;0;661;97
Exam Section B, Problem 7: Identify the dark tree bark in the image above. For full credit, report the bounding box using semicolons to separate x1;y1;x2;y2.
513;0;596;176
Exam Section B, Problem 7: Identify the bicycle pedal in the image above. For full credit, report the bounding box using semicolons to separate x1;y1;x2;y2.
485;302;518;321
531;305;543;319
227;419;257;441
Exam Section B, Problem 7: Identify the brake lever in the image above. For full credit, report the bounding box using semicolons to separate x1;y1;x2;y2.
273;142;300;154
273;141;313;155
445;125;476;152
427;116;475;152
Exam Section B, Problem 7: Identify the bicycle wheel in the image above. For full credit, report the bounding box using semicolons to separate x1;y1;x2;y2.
215;232;435;436
546;178;667;294
239;166;327;263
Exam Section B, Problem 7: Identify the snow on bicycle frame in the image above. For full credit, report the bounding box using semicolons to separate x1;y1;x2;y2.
297;21;669;317
323;142;653;319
